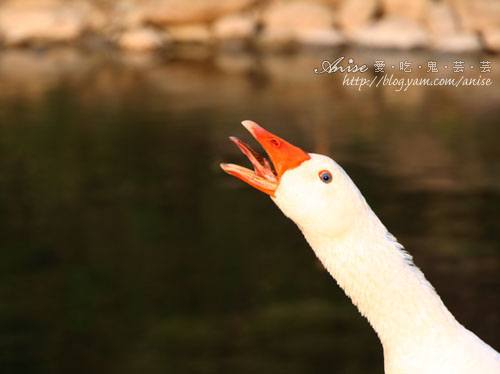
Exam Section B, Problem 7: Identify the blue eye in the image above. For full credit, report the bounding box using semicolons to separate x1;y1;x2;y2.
319;170;332;184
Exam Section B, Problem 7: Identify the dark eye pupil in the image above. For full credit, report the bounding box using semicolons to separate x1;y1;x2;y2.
320;172;331;183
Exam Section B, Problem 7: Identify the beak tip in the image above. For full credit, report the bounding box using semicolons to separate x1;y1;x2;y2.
220;163;234;176
241;120;258;131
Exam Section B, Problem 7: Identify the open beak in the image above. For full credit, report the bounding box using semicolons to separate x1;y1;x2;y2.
220;120;310;197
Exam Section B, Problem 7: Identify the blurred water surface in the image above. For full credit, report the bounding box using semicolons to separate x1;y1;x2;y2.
0;47;499;374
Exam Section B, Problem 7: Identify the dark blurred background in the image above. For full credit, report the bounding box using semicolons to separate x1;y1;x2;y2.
0;1;500;374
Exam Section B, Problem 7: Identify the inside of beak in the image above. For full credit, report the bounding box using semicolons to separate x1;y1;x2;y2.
220;137;278;196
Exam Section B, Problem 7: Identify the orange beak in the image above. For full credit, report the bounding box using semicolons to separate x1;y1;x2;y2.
220;120;311;197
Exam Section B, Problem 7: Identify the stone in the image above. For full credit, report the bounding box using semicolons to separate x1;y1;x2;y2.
482;28;500;53
1;0;60;7
426;2;457;36
263;2;335;32
0;1;86;45
144;0;255;25
111;0;146;29
118;27;164;51
451;0;500;34
261;1;337;44
111;0;255;30
72;1;108;32
338;0;378;33
380;0;429;23
350;17;429;49
431;33;481;53
316;0;344;7
449;0;476;32
476;0;500;32
213;14;256;40
168;24;212;43
295;29;345;46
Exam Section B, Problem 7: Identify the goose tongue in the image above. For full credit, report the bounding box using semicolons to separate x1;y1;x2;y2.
229;137;278;182
220;120;311;197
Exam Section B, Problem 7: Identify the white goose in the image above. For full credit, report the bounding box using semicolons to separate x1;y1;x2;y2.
221;120;500;374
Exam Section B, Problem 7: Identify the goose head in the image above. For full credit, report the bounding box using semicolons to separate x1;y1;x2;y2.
221;121;368;238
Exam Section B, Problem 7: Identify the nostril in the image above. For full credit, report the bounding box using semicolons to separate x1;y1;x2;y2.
270;138;280;147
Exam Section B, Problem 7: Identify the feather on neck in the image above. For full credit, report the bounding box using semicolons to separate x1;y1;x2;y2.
300;211;459;350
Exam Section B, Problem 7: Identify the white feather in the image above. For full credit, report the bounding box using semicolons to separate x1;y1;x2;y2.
272;154;500;374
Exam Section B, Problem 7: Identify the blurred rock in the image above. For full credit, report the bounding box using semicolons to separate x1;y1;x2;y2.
0;0;498;53
450;0;476;32
451;0;500;34
111;0;255;31
350;17;429;49
425;0;481;53
111;0;146;29
168;24;212;43
482;28;500;53
261;1;337;45
144;0;255;25
315;0;344;7
338;0;378;33
295;29;344;46
213;13;256;40
431;33;481;53
263;2;335;32
381;0;429;22
118;27;165;51
426;2;457;36
0;1;87;45
73;1;108;32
